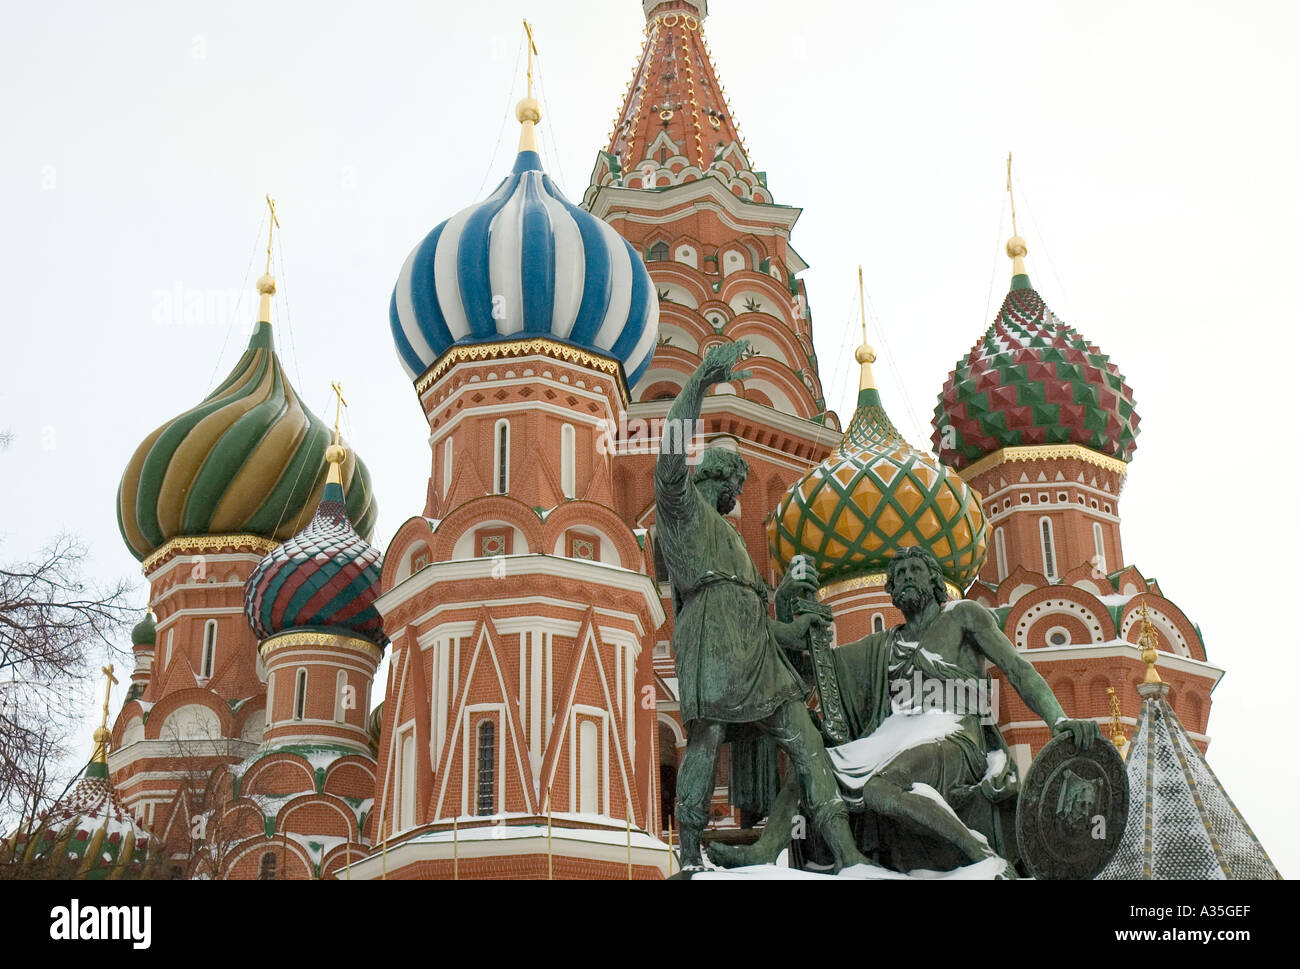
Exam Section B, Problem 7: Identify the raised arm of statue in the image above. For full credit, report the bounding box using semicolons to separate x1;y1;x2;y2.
655;339;753;515
957;600;1100;749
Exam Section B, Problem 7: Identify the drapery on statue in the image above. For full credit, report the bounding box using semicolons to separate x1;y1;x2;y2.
654;339;869;873
709;545;1104;877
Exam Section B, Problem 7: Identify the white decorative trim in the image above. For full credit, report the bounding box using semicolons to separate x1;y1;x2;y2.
376;554;666;629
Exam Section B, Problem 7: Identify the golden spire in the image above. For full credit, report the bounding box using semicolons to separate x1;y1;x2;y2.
257;194;280;323
325;380;348;486
1138;603;1162;684
516;20;542;153
855;265;878;393
1005;153;1028;277
91;664;118;765
1106;686;1128;761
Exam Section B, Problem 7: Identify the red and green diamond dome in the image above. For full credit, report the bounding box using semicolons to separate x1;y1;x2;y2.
243;442;386;647
932;239;1140;470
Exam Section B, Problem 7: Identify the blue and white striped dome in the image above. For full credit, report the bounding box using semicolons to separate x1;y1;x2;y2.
390;149;659;388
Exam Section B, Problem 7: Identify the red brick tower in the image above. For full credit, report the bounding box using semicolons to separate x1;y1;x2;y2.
110;256;378;867
373;76;669;878
933;233;1220;770
586;0;844;830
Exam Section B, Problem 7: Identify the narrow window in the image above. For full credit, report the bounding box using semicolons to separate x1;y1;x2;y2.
561;423;576;499
494;420;510;494
994;527;1008;581
201;620;217;679
872;614;885;633
266;672;275;727
579;720;599;815
165;628;174;669
399;728;416;831
1040;518;1057;580
259;852;276;880
443;436;454;498
1093;523;1107;574
294;668;307;721
477;720;496;816
334;670;348;723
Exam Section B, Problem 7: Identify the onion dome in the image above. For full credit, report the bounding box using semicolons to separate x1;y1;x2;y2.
932;236;1139;470
3;672;154;879
389;96;659;389
130;610;156;646
243;432;386;647
768;341;988;589
117;273;377;562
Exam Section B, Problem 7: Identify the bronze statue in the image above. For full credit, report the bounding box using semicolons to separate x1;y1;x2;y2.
654;340;868;872
710;545;1104;877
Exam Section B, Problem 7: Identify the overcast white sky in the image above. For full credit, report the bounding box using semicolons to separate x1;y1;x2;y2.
2;0;1297;878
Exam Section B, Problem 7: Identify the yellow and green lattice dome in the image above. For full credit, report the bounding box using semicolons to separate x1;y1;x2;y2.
768;346;987;589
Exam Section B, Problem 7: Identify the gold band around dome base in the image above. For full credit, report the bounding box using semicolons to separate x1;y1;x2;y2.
259;630;384;663
961;444;1128;481
818;571;964;603
414;338;629;402
142;534;281;574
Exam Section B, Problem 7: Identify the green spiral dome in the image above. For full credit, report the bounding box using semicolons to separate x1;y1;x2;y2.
116;321;377;562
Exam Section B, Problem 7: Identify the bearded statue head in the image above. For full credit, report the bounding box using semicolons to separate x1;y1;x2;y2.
885;545;948;617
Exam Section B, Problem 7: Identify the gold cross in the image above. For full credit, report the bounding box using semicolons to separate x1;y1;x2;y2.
265;194;280;274
331;380;348;437
1005;152;1018;237
100;663;118;731
523;19;539;100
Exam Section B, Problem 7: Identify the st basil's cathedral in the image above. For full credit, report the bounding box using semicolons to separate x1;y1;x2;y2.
8;0;1276;880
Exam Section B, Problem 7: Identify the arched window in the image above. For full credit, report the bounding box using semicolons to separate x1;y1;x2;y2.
259;852;276;880
201;620;217;679
443;436;454;498
1093;523;1107;574
476;720;496;816
872;614;885;633
293;668;307;721
1040;518;1057;580
265;672;275;727
561;423;576;499
647;241;669;262
994;527;1008;581
334;670;348;723
164;629;174;670
493;420;510;495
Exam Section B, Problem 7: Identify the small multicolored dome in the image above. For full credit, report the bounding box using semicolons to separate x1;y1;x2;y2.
932;250;1139;470
243;457;386;647
117;317;377;561
389;147;659;389
769;347;988;589
130;611;156;646
4;747;154;879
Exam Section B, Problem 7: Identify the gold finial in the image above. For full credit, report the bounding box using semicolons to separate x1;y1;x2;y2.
855;265;877;392
325;381;348;485
516;20;543;153
1138;603;1162;684
1005;153;1028;278
257;194;280;322
92;664;119;765
1106;686;1128;760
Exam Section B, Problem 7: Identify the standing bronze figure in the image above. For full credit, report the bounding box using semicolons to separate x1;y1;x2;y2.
654;340;868;872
